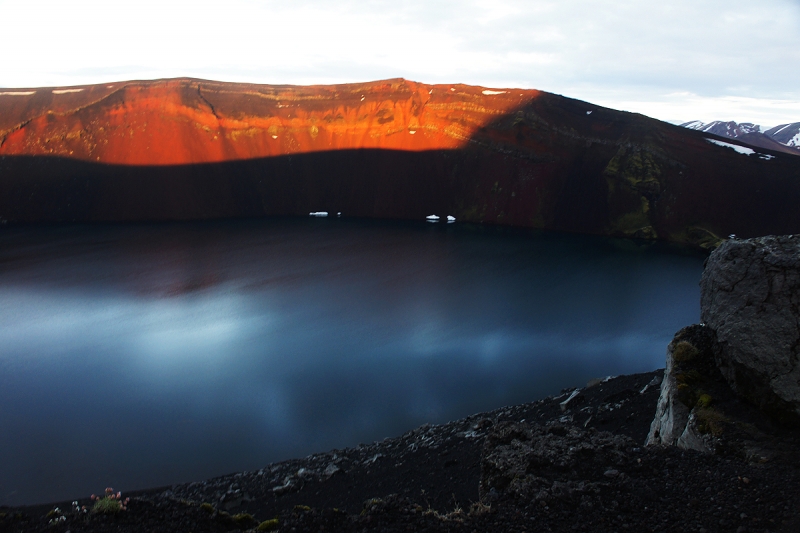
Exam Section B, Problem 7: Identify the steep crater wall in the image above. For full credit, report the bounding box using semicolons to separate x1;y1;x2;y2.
2;78;800;246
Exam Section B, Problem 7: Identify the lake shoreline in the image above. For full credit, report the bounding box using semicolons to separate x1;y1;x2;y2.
4;368;799;532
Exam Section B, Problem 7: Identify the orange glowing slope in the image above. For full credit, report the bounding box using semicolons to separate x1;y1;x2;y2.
0;78;540;164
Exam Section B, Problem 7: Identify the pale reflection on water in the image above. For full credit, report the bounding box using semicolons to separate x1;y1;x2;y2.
0;218;704;505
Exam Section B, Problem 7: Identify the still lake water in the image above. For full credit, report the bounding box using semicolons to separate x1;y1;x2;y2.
0;218;705;506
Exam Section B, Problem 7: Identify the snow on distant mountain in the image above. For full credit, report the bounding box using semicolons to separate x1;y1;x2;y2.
682;120;761;137
763;123;800;149
681;120;800;155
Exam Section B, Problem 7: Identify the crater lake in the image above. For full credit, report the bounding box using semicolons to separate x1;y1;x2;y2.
0;217;704;506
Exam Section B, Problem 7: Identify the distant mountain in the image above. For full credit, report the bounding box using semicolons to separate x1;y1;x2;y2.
681;120;762;137
681;120;800;155
763;122;800;149
2;78;800;248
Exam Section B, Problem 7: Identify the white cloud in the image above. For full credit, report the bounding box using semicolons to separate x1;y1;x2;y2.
579;89;800;128
0;0;798;123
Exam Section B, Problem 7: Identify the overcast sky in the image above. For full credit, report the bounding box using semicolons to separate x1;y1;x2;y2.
2;0;799;127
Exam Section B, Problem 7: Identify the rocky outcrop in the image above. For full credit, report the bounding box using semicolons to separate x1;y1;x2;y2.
646;323;799;461
700;235;800;425
645;325;718;453
648;235;800;461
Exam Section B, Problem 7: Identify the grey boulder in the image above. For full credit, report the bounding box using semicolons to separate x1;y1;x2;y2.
700;235;800;424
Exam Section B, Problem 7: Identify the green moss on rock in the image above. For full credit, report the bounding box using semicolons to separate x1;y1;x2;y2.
677;226;723;250
233;513;255;526
603;145;668;239
694;407;727;436
257;518;279;531
697;394;713;408
672;341;700;363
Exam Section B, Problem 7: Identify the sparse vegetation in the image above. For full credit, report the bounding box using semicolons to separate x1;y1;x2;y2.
469;501;493;516
257;518;279;531
91;487;129;514
233;512;255;526
694;407;727;436
672;340;699;362
696;394;713;408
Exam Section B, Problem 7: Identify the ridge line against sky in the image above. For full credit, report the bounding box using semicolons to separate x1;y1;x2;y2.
1;0;798;127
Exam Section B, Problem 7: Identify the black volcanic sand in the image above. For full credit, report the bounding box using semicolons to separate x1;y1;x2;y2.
2;371;799;533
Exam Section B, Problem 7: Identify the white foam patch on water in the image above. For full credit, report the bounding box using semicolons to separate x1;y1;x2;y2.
309;212;328;217
482;90;506;95
52;88;84;94
0;91;35;96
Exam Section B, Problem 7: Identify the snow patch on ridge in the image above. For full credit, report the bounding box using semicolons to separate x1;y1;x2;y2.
705;138;775;160
772;124;792;136
0;91;35;96
705;138;755;155
52;88;84;94
482;90;506;95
